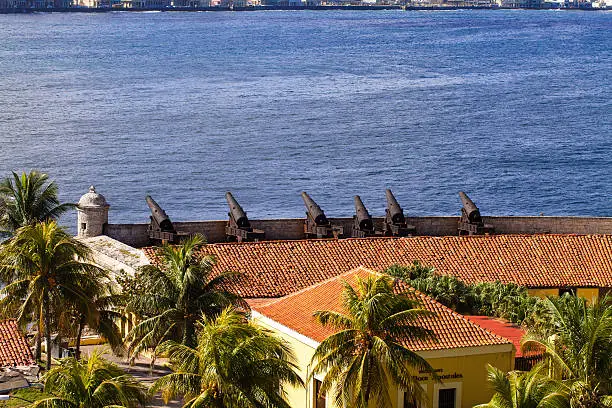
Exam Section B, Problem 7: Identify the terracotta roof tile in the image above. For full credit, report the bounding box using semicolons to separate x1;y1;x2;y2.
143;235;612;298
463;316;539;357
0;319;35;367
254;267;512;351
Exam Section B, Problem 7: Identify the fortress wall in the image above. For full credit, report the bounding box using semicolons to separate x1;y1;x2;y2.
104;223;149;247
174;221;227;242
488;216;612;235
102;216;612;247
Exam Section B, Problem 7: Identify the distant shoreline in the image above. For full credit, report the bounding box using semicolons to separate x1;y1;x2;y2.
0;5;608;13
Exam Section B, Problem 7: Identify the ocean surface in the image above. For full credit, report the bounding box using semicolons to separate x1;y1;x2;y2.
0;10;610;229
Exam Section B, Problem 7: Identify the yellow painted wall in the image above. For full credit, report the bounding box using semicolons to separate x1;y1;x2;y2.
254;315;514;408
528;287;600;303
576;288;599;303
528;288;559;298
68;335;107;347
254;317;316;408
417;351;514;408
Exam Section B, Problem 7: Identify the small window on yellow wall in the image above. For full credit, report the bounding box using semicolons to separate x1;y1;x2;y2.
438;388;456;408
314;379;326;408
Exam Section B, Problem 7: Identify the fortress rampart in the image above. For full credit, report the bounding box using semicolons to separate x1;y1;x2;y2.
103;216;612;247
75;186;612;248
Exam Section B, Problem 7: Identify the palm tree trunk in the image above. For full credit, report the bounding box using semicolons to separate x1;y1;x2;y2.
44;292;52;370
363;352;372;406
36;304;43;362
75;314;85;360
35;332;41;362
183;318;196;348
56;333;62;358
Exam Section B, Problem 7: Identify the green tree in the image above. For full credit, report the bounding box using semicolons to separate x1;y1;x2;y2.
522;295;612;407
475;364;570;408
384;261;434;281
0;221;107;369
152;307;304;408
310;274;437;408
74;290;124;360
384;262;473;313
0;171;74;232
384;263;541;324
18;348;147;407
124;234;244;363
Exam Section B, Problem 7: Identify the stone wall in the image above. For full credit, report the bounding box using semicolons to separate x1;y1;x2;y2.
102;216;612;247
489;216;612;235
104;223;149;247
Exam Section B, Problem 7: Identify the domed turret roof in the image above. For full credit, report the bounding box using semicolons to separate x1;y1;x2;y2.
78;186;109;208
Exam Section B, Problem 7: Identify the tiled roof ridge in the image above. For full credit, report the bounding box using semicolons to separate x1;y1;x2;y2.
142;233;612;251
252;266;381;309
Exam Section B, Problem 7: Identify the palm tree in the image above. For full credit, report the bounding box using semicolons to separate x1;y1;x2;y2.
522;294;612;407
152;307;303;408
384;261;435;281
475;364;570;408
309;274;437;408
74;290;125;360
0;171;74;232
124;234;244;363
0;221;107;369
18;348;147;407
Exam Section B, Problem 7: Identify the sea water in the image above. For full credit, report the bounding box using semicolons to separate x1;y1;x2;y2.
0;10;610;228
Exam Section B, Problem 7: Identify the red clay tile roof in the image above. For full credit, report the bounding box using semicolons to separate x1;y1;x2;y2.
0;319;35;367
253;267;512;351
142;235;612;298
463;316;538;357
246;298;276;309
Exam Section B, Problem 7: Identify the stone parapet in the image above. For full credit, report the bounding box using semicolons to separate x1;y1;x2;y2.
101;216;612;247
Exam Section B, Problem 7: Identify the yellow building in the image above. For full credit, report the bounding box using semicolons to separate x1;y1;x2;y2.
250;267;516;408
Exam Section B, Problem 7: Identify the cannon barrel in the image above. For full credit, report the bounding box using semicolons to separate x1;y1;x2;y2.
459;192;481;223
354;195;373;231
225;192;250;229
301;192;328;225
385;189;405;225
146;195;174;232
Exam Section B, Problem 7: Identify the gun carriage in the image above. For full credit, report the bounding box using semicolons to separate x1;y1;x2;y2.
301;192;343;239
457;192;494;235
225;192;265;242
146;195;190;244
382;189;415;237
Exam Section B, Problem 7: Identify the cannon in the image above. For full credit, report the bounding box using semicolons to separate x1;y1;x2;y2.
459;192;481;223
301;192;343;239
146;195;185;244
351;195;376;238
225;192;265;242
382;189;415;237
457;192;494;235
